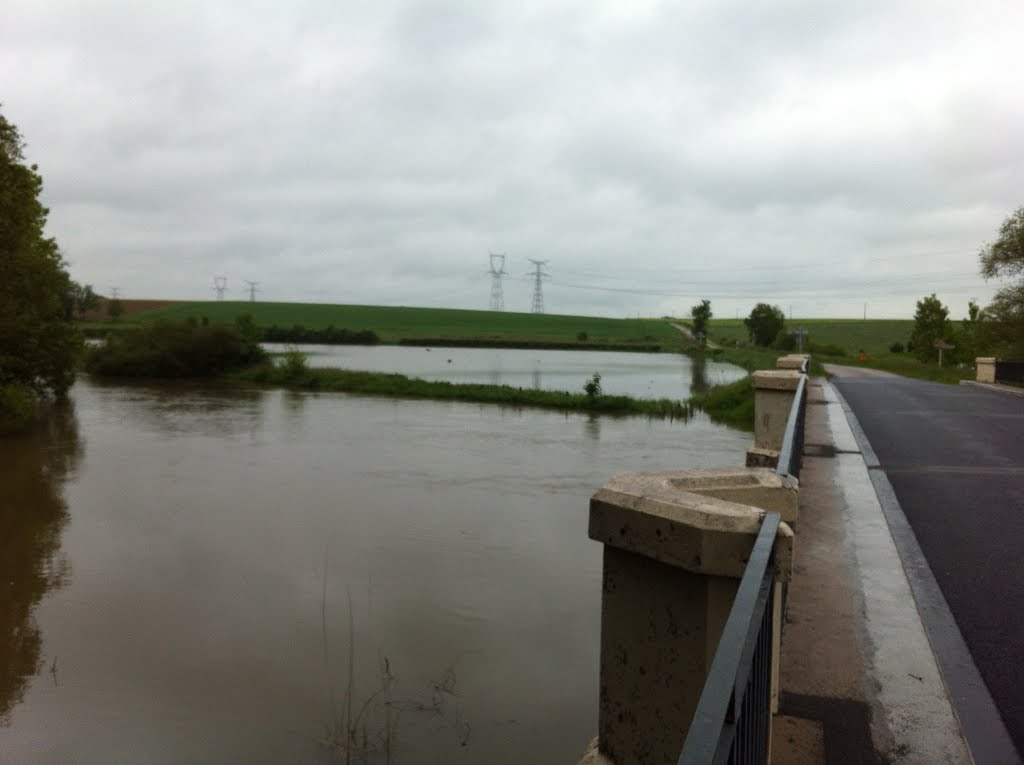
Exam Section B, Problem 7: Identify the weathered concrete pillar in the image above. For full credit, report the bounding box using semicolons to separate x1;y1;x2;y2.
579;469;794;765
776;353;809;370
746;369;802;469
976;357;997;383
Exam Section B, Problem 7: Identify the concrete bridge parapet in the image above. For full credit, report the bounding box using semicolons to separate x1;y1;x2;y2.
746;369;802;470
580;468;794;765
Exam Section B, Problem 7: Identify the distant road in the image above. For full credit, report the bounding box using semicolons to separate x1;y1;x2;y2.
669;323;720;349
827;364;1024;757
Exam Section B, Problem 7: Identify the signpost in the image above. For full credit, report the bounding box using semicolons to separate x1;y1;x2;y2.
933;341;955;368
789;327;808;353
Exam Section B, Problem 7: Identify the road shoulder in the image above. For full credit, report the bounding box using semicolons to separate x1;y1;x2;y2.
777;378;972;764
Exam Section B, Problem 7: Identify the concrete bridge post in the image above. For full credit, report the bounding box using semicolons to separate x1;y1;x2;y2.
746;369;802;469
976;357;997;383
577;469;794;765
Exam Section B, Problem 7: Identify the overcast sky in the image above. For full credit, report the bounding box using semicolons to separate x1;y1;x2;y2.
3;1;1022;319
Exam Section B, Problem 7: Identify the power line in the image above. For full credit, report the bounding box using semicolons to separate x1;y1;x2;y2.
244;280;261;303
213;276;228;301
528;259;550;314
488;252;507;311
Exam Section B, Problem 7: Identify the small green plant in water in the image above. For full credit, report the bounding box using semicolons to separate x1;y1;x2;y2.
583;372;602;399
279;345;309;380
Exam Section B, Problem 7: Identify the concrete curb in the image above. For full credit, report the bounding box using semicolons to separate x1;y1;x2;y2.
831;383;1021;765
959;380;1024;398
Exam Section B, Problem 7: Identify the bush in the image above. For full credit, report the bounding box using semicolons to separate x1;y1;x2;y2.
889;342;905;353
261;323;379;345
278;345;309;380
577;331;588;342
0;382;37;433
809;342;848;357
772;329;797;351
85;321;267;378
583;372;602;398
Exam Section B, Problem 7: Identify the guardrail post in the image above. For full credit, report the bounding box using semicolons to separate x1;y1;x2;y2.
577;469;793;765
746;370;802;469
976;357;997;383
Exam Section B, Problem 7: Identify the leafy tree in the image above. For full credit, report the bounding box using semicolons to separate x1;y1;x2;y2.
744;303;785;347
106;298;124;320
978;205;1024;358
68;282;100;318
958;299;985;362
0;107;81;430
690;299;712;343
909;294;951;362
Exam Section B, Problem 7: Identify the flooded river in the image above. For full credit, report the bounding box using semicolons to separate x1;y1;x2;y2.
0;351;750;764
262;344;746;400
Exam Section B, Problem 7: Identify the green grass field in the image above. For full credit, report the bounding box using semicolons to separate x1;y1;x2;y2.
105;301;684;348
707;318;914;357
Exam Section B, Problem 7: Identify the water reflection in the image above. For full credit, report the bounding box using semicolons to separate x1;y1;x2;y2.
0;402;80;723
690;352;709;395
90;379;267;437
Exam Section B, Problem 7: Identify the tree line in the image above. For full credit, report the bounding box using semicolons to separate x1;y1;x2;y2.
686;204;1024;365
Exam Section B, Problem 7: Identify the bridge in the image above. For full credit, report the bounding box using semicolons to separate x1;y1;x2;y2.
575;354;1023;765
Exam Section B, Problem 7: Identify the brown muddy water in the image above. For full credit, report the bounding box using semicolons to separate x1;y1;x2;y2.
0;367;750;763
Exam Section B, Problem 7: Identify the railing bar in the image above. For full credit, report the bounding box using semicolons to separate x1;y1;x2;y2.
679;512;781;765
776;374;806;480
731;568;774;706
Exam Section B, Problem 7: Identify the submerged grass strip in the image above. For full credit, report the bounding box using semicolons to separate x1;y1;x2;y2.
235;364;694;419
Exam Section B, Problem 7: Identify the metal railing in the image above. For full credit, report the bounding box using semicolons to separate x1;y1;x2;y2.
776;374;807;481
995;360;1024;386
678;512;781;765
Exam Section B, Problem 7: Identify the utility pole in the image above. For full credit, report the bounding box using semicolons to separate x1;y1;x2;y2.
528;259;549;314
863;302;867;320
488;252;507;311
244;280;260;303
213;276;228;301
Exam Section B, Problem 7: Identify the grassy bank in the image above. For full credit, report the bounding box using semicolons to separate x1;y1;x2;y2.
688;376;755;431
235;363;694;419
99;301;683;350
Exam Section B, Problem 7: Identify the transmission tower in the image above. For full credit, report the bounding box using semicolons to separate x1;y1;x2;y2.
528;259;549;314
213;276;228;301
110;286;120;299
488;252;507;311
244;280;261;303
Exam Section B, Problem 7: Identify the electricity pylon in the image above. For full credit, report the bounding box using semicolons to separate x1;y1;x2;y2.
528;259;549;314
213;276;228;300
244;280;261;302
488;252;507;311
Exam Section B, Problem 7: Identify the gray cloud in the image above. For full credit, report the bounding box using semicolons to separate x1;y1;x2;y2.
2;0;1022;318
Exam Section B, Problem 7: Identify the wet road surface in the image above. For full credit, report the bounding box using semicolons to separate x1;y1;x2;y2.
828;366;1024;757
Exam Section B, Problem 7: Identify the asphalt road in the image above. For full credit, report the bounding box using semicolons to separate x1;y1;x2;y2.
827;367;1024;756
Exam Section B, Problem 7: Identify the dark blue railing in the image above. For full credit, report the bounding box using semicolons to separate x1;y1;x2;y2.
776;373;807;481
995;360;1024;385
678;512;781;765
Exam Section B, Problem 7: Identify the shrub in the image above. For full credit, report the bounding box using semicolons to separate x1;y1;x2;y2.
85;321;267;378
278;345;309;380
0;382;37;433
772;329;797;351
577;331;588;342
889;342;905;353
583;372;602;399
260;324;379;345
809;342;848;357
